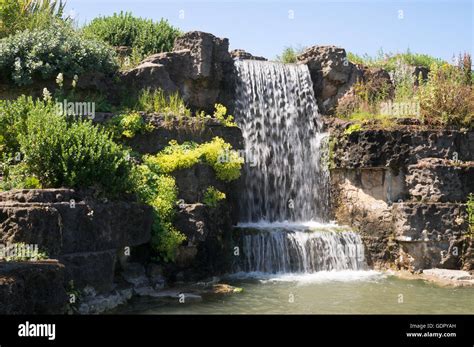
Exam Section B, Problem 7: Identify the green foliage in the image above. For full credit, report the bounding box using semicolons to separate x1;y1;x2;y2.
417;63;474;127
108;112;154;139
0;0;66;38
212;104;237;127
467;193;474;235
17;100;133;195
82;11;181;58
0;162;41;191
343;123;362;136
347;48;446;71
203;186;226;207
0;22;118;86
134;164;185;262
276;46;305;64
144;137;243;182
130;89;191;116
0;95;34;156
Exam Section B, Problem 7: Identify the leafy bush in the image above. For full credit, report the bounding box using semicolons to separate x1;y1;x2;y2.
276;46;306;63
0;95;34;156
0;0;66;38
343;123;362;136
144;137;244;182
212;104;237;127
0;22;118;86
418;63;474;127
203;186;226;207
82;12;181;59
108;112;154;139
17;100;133;194
134;164;185;262
0;162;41;191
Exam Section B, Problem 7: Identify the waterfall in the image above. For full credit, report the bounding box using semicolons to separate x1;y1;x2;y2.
233;60;366;274
234;60;329;223
235;225;366;273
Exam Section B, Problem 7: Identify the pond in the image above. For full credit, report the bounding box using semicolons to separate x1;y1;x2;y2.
116;271;474;314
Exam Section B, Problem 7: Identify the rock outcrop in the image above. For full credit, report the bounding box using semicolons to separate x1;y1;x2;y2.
230;49;266;61
297;46;361;115
0;261;67;314
121;31;234;113
330;128;474;271
0;189;153;294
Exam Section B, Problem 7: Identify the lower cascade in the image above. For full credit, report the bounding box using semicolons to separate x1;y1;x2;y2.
233;59;367;274
234;225;367;273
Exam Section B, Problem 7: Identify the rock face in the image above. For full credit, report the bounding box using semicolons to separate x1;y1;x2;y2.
173;203;234;280
331;129;474;271
297;46;361;114
121;31;234;113
230;49;266;61
0;189;153;293
125;114;244;154
0;261;67;314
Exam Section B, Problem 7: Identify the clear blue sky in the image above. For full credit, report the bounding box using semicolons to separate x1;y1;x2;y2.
65;0;473;61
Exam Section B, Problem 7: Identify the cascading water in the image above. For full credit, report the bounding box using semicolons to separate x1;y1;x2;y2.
233;60;366;274
234;60;329;222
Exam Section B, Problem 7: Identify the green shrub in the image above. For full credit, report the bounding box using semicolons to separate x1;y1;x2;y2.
212;104;237;127
276;46;305;64
0;22;118;86
418;63;474;127
108;111;154;139
134;164;185;262
343;123;362;136
203;186;226;207
0;162;41;191
0;0;66;38
82;12;181;58
0;95;34;156
143;137;244;182
17;100;133;195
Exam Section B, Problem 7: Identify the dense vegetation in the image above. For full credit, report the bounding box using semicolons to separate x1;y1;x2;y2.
0;0;66;38
0;22;117;86
82;11;181;67
337;52;474;129
347;49;447;71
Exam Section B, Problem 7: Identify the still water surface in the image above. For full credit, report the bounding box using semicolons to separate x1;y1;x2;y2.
116;271;474;314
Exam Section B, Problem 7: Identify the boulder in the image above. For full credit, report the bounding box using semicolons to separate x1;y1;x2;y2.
120;31;234;113
230;49;267;61
0;261;67;314
0;189;153;293
297;45;362;114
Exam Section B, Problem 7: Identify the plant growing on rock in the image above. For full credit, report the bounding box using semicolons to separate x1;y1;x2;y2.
0;22;118;86
417;63;474;128
143;137;244;182
108;112;154;139
17;99;133;195
203;186;226;207
131;89;191;117
82;11;181;60
134;164;186;262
